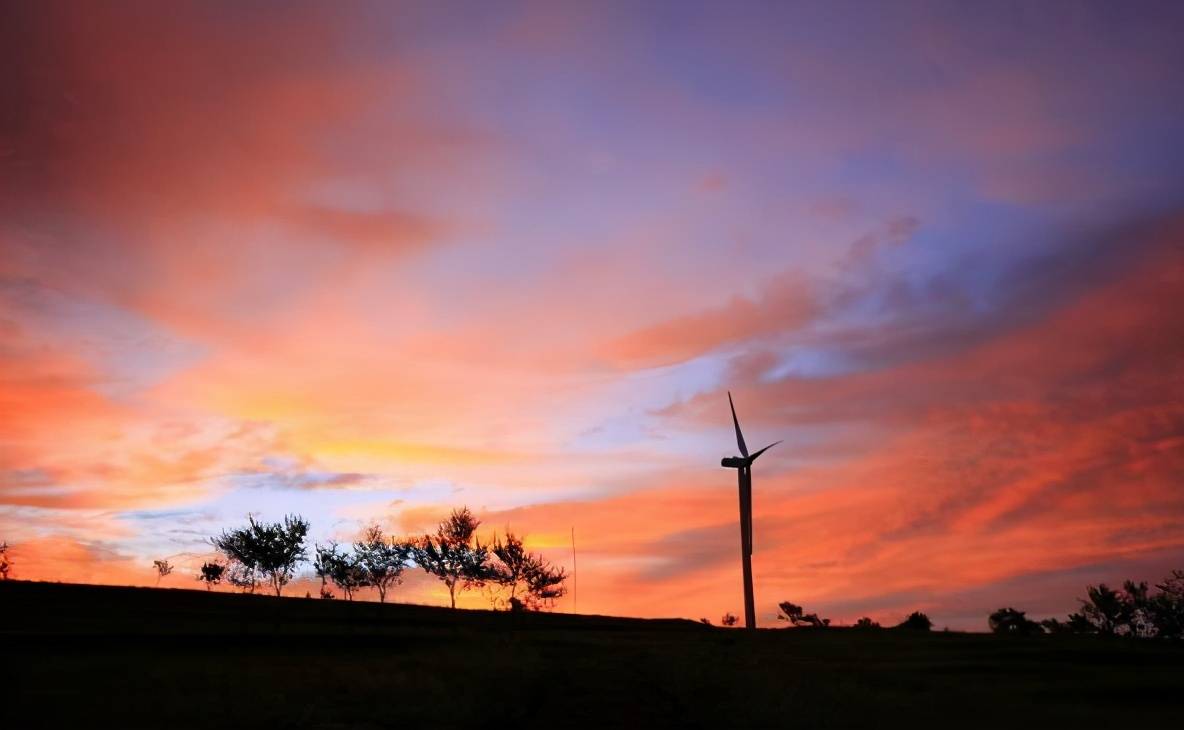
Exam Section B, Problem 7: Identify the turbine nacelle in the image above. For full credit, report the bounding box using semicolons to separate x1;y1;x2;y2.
721;442;781;470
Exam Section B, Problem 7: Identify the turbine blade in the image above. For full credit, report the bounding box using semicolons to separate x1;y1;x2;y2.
728;391;749;457
748;440;782;462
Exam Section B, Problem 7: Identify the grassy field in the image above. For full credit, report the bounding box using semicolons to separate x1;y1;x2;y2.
5;580;1183;728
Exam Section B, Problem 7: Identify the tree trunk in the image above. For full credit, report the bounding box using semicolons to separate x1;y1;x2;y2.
449;582;457;609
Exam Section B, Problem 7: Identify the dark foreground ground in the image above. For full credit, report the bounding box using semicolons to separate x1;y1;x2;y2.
4;581;1183;728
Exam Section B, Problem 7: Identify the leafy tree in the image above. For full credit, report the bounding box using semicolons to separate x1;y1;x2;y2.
896;611;932;631
196;561;226;590
523;557;568;610
1041;612;1094;634
226;561;260;593
988;607;1042;635
314;542;368;601
354;525;411;603
777;600;830;628
720;613;739;627
212;514;310;597
1080;583;1129;635
1121;580;1158;637
411;507;493;608
489;532;532;605
855;617;880;629
489;531;568;611
153;559;174;586
0;541;11;580
1147;570;1184;638
313;542;337;598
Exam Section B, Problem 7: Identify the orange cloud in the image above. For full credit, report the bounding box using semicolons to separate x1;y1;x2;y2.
604;270;819;367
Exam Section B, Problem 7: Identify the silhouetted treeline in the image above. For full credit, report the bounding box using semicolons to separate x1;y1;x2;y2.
776;601;931;631
201;508;566;611
993;570;1184;638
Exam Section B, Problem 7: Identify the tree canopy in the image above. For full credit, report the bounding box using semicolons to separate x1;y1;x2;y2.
314;542;368;601
196;561;226;590
896;612;932;631
490;531;567;610
412;507;492;609
988;607;1042;635
354;525;412;603
212;514;309;597
777;600;830;628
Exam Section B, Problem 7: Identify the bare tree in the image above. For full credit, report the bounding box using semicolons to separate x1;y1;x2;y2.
212;514;310;596
411;507;492;609
354;525;411;603
196;561;226;590
0;541;11;580
153;559;174;586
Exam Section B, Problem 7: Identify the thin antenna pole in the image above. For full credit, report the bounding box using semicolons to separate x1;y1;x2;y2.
571;526;578;614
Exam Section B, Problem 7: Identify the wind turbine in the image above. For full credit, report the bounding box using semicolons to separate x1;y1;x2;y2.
720;391;780;630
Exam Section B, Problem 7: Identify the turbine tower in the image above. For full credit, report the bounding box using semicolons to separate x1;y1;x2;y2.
720;391;780;630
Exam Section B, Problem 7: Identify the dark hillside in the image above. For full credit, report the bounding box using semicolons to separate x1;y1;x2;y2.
5;580;1183;728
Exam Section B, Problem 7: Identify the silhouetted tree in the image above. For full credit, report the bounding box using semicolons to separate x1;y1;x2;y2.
524;557;568;610
354;525;411;603
720;613;739;627
1122;580;1158;637
777;600;830;628
1080;584;1129;635
489;531;532;606
1148;570;1184;638
988;607;1042;635
1041;612;1094;634
153;559;173;586
313;542;336;597
225;561;259;593
196;561;226;590
699;618;712;626
0;541;11;580
487;531;567;611
411;507;493;608
314;542;368;601
855;617;880;629
896;612;932;631
212;514;309;597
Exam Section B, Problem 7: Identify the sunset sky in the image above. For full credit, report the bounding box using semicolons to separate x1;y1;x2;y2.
2;1;1183;628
